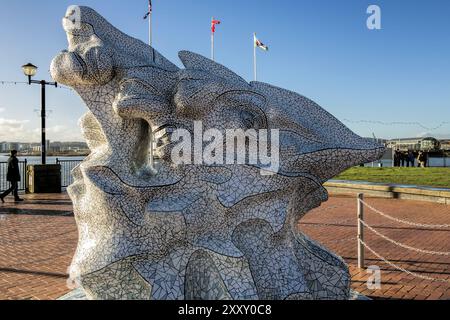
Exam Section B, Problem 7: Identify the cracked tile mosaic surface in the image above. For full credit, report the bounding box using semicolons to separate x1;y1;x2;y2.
51;6;384;300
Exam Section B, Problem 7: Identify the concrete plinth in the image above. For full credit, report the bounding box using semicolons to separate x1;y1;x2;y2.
26;164;62;194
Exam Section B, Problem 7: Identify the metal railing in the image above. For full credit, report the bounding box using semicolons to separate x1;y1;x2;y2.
0;160;27;193
56;158;82;188
0;159;82;192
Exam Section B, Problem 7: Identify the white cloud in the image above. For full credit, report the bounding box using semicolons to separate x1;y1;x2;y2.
32;125;83;141
0;107;5;113
416;132;450;139
0;118;31;141
0;118;29;132
46;125;68;134
0;119;82;142
0;118;29;125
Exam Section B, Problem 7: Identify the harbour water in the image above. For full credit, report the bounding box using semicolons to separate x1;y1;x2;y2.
0;154;85;163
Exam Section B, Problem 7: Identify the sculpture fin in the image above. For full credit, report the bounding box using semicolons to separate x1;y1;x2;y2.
178;51;248;85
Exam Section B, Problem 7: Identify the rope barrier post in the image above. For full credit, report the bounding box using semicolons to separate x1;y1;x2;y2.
357;193;365;269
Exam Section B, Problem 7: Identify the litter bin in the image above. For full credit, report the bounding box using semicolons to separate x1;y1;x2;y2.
26;164;62;194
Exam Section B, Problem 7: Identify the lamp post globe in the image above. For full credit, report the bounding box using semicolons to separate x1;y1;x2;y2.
22;63;38;77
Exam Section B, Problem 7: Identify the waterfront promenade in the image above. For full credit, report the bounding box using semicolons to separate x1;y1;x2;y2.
0;193;449;300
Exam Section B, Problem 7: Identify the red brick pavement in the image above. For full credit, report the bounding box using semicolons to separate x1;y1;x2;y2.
0;192;449;300
0;193;77;300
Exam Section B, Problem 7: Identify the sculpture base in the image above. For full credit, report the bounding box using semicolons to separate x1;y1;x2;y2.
58;288;370;301
58;288;87;300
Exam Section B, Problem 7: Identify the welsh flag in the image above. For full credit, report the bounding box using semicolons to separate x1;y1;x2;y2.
254;34;269;51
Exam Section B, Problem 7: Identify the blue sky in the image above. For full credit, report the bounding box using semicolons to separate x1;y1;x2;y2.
0;0;449;142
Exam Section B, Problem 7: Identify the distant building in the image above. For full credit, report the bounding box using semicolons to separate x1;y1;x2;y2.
49;141;62;152
2;141;89;154
19;143;33;153
31;140;51;152
0;142;20;153
386;137;440;152
440;140;450;151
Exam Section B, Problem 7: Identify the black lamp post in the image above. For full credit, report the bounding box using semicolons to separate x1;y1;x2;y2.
22;63;57;165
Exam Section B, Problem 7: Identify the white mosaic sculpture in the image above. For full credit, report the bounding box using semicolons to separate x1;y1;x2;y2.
51;6;384;300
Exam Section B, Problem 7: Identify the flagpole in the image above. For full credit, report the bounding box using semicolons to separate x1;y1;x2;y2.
148;1;154;170
149;10;154;168
148;5;152;46
211;17;215;61
253;33;257;81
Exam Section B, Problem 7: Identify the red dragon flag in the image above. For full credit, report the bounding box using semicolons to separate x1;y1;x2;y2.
211;18;221;33
254;34;269;51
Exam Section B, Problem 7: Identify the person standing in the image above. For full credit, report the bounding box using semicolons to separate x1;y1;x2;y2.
418;151;426;168
0;150;24;203
408;150;415;168
394;149;400;167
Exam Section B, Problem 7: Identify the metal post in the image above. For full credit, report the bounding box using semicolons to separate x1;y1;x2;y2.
1;162;3;193
23;159;27;191
211;17;215;61
253;33;257;82
357;193;365;269
148;9;152;47
41;80;46;165
212;33;214;61
391;147;394;168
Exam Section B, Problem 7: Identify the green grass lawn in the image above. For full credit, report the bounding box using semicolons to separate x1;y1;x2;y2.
334;167;450;189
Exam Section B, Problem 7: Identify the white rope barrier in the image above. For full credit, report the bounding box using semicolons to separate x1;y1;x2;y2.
360;240;450;283
359;219;450;256
359;199;450;229
302;194;450;284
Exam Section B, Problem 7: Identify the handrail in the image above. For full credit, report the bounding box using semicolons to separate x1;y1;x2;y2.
1;159;82;191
